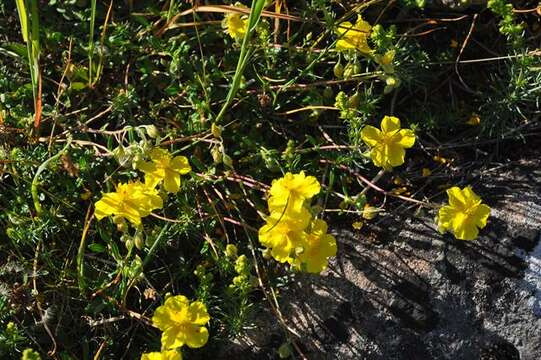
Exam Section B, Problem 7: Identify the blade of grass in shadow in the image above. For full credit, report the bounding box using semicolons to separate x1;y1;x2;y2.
213;0;266;124
93;0;114;87
167;0;175;22
89;0;97;87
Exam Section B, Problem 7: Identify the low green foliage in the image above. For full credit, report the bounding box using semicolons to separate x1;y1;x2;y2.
0;0;539;358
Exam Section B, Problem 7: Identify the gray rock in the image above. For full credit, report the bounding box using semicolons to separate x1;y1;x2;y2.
230;159;541;359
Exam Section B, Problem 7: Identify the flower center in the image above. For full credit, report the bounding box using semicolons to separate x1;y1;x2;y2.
381;130;399;145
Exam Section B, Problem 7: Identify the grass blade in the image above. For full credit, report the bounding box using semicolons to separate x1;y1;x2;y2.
89;0;97;87
15;0;41;130
15;0;29;42
214;0;266;124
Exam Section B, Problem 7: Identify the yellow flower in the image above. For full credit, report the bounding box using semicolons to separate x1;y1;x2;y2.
422;168;432;177
293;219;337;273
362;204;378;220
437;186;491;240
335;16;372;54
258;208;310;264
360;116;416;170
466;114;481;126
152;295;210;350
138;148;191;193
222;3;249;41
268;171;320;213
141;350;182;360
352;220;364;230
95;181;163;226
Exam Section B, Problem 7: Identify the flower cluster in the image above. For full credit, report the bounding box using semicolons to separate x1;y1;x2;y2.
358;115;490;240
141;295;210;359
230;254;253;293
95;148;191;228
258;172;337;273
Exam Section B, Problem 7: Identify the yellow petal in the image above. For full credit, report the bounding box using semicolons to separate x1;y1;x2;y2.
296;173;321;199
137;160;156;174
397;129;416;148
355;16;372;32
311;219;328;234
94;193;120;220
472;204;490;229
144;174;161;189
150;148;170;162
163;169;181;193
171;156;191;175
335;21;354;36
462;186;481;206
336;39;356;50
454;221;479;241
184;325;209;348
446;187;467;208
380;116;401;133
369;147;385;168
385;144;406;167
161;326;185;350
152;296;188;330
141;350;182;360
189;301;210;326
437;205;454;232
361;125;382;147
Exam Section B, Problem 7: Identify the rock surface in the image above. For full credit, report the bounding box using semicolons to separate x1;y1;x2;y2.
226;159;541;359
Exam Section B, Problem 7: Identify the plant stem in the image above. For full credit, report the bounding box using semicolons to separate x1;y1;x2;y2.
359;169;385;196
77;206;94;293
31;137;72;216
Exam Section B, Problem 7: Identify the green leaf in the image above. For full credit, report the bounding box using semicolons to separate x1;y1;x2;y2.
87;243;106;253
70;82;87;91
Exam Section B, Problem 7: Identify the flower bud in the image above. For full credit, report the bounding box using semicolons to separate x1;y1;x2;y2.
343;64;354;79
211;146;223;164
134;233;144;250
235;255;249;274
22;348;41;360
348;92;361;108
5;322;16;333
386;77;397;87
124;238;134;251
362;204;378;220
211;123;222;138
194;264;206;278
323;86;334;99
333;62;344;78
232;274;246;286
262;248;272;259
146;125;159;139
225;244;238;258
223;154;233;168
278;343;292;358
